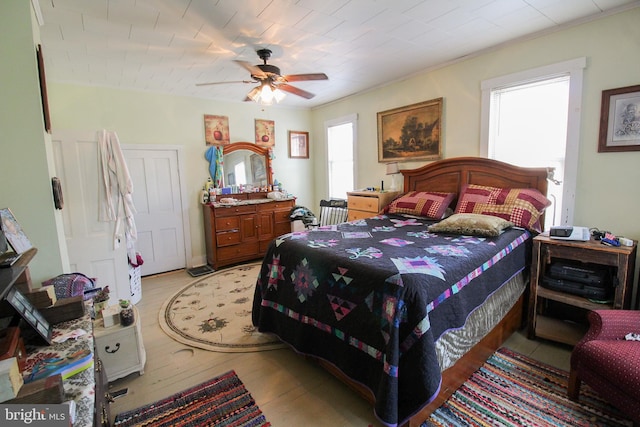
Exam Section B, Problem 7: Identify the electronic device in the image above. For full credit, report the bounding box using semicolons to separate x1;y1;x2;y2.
549;226;590;241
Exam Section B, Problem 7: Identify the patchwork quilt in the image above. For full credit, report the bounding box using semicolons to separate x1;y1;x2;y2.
252;214;531;426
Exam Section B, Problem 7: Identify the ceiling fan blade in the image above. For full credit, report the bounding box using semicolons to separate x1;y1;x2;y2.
196;80;253;87
234;60;267;79
278;84;315;99
283;73;328;82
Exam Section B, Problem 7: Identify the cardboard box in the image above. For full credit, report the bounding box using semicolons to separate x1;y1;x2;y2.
8;374;64;404
40;296;86;324
0;357;23;402
24;287;57;308
101;304;121;328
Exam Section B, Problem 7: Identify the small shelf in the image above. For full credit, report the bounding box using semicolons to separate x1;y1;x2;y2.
536;286;613;311
534;315;588;346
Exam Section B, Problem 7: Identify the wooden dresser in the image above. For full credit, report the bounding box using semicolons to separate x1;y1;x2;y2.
347;191;402;221
203;194;295;269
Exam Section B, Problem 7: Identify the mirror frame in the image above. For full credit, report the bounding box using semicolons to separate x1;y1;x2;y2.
223;142;272;186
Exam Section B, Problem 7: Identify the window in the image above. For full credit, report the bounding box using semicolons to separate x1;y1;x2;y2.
325;114;357;199
481;58;586;228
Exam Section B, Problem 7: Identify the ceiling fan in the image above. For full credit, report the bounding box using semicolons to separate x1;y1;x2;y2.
196;48;328;104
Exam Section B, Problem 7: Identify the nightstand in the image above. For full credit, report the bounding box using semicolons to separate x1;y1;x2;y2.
347;191;401;220
93;305;146;382
527;234;637;346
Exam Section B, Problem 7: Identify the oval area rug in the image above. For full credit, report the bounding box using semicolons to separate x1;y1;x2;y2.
159;262;285;352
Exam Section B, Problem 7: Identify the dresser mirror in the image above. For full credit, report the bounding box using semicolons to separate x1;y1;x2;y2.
222;142;272;188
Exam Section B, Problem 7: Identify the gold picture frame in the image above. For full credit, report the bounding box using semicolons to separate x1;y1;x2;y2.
288;131;309;159
377;98;443;162
598;84;640;152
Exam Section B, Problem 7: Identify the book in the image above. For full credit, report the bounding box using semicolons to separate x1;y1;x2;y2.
25;349;93;384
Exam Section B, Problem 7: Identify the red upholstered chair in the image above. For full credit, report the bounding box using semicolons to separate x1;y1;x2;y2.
568;309;640;425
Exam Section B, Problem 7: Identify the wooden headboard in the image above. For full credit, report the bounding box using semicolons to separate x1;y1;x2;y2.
401;156;551;227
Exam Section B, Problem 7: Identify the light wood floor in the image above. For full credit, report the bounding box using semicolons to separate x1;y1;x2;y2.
107;266;572;426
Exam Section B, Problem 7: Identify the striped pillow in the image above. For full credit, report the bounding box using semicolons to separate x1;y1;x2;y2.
454;184;551;232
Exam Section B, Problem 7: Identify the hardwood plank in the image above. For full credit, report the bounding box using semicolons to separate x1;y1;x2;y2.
107;269;571;426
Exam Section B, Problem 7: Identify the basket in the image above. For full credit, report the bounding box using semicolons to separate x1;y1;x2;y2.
129;264;142;304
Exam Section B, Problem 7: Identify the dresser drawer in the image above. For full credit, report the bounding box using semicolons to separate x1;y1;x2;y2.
215;216;240;232
95;328;141;379
348;196;379;213
273;209;291;224
215;204;256;217
217;242;260;261
216;230;241;247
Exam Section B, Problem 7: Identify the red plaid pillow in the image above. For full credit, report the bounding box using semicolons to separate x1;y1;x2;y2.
384;191;455;219
454;184;551;232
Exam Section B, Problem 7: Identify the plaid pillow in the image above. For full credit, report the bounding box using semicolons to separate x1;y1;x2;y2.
454;184;551;232
384;191;455;219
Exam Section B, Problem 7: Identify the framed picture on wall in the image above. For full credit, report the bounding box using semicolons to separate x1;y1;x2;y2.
204;115;230;145
377;98;443;162
598;84;640;152
288;131;309;159
255;119;275;147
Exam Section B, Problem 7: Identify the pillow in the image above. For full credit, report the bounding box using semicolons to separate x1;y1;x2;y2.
42;273;97;300
383;191;455;219
454;184;551;232
428;213;514;237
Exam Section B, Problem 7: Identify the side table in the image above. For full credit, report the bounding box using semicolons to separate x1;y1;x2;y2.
93;305;146;382
527;234;637;346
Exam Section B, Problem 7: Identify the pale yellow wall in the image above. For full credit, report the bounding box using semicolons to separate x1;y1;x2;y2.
312;8;640;239
311;7;640;302
47;84;313;266
0;1;66;285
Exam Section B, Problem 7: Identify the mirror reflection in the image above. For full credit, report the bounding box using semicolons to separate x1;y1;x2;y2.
224;150;267;187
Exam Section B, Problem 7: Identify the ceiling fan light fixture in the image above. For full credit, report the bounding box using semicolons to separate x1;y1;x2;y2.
249;83;286;105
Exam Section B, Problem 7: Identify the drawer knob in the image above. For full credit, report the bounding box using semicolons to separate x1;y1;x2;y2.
105;343;121;354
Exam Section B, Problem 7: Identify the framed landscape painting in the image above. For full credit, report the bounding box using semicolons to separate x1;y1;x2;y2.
377;98;443;162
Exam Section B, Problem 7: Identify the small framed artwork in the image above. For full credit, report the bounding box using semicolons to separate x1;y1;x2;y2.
598;84;640;152
377;98;443;162
288;131;309;159
255;119;275;147
36;44;51;133
5;287;52;345
0;208;33;254
204;115;230;145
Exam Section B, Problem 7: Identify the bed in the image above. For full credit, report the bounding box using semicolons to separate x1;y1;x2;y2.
252;157;550;427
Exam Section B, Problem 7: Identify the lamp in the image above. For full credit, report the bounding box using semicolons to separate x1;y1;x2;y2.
386;162;400;191
248;82;286;105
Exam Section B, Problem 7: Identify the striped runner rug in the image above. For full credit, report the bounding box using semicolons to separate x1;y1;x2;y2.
114;370;270;427
424;347;632;427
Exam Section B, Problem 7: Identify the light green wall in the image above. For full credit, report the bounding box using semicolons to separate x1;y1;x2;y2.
312;7;640;240
47;84;313;265
0;1;65;285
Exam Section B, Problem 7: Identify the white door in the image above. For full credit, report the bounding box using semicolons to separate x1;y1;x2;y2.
123;147;187;276
52;131;131;303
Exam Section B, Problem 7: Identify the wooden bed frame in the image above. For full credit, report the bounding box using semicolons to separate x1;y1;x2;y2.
317;157;550;426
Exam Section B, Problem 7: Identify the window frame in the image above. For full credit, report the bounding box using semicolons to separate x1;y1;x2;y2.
324;113;358;199
480;57;586;226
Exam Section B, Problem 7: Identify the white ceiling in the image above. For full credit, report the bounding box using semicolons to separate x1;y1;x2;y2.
35;0;639;108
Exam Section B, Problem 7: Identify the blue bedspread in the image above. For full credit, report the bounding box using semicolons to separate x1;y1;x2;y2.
252;214;530;426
